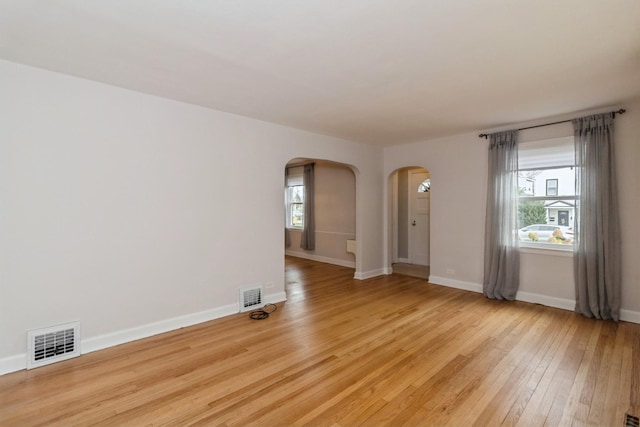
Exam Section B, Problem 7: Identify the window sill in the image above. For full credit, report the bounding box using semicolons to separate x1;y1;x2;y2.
519;243;573;257
287;227;303;231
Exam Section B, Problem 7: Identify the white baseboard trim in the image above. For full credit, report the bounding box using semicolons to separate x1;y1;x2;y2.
429;276;483;293
515;291;575;312
354;269;387;280
265;291;288;305
620;309;640;324
428;276;640;324
285;250;355;269
82;303;239;355
0;354;27;376
430;276;575;310
0;292;289;377
397;257;411;264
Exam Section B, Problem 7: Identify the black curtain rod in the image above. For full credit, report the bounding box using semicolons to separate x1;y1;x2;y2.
478;108;626;139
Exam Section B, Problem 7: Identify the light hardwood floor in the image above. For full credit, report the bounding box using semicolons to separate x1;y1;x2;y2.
1;256;638;426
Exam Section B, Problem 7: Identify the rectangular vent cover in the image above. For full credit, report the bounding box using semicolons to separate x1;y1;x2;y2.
240;286;264;312
27;321;80;369
626;414;639;427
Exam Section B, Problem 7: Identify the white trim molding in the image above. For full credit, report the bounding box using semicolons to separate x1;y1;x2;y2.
81;304;239;355
620;309;640;324
429;276;640;324
285;250;355;269
0;354;27;376
515;291;575;312
429;276;483;293
0;292;288;376
265;291;288;305
354;269;387;280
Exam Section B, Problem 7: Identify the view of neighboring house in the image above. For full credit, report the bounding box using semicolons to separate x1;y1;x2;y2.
518;167;575;229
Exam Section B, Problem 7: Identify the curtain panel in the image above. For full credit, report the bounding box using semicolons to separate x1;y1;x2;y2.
483;130;520;300
573;113;621;321
300;163;315;251
284;168;291;248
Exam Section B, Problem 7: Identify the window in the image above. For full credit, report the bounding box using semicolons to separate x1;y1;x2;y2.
418;178;431;192
287;185;304;228
286;167;304;228
518;136;575;247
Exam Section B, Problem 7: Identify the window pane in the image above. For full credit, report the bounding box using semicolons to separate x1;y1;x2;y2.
286;185;305;228
418;179;430;192
519;167;575;197
546;179;558;196
517;224;574;245
291;203;304;228
518;167;575;246
289;185;304;203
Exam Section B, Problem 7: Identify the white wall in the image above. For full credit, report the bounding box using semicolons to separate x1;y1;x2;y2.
384;100;640;321
286;161;356;267
0;60;384;372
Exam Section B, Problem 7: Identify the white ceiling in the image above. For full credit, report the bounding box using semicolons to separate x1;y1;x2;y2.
1;1;639;145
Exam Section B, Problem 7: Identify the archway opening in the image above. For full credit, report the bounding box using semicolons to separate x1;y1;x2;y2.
388;166;431;280
284;158;358;276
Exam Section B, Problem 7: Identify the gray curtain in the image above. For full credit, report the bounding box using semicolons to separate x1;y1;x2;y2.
300;163;315;251
483;130;520;300
573;113;621;321
284;168;291;248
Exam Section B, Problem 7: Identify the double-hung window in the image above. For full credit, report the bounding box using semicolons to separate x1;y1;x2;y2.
286;168;304;229
517;136;576;248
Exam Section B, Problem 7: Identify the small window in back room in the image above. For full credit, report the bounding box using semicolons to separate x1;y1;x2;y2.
286;168;304;228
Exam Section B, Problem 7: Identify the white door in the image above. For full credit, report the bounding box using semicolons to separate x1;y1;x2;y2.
409;171;430;266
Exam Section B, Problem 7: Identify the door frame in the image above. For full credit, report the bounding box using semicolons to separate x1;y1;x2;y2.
408;169;429;266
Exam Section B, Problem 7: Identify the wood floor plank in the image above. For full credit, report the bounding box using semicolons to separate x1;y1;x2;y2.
1;256;639;426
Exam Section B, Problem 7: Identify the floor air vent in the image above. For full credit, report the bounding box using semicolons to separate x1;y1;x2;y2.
27;321;80;369
626;414;639;427
240;285;264;312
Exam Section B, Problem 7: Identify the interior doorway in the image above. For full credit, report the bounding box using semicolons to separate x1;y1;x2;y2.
390;167;430;279
409;169;430;266
284;158;358;272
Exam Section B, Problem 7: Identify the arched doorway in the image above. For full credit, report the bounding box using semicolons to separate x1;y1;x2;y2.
284;158;358;270
389;167;430;279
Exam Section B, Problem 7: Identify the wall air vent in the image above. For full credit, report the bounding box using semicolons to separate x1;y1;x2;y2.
626;413;639;427
27;321;80;369
239;286;264;312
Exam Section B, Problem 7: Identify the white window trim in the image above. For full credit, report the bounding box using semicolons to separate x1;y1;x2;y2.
519;242;573;257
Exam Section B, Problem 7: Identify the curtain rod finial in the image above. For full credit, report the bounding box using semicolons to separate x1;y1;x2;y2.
479;133;489;139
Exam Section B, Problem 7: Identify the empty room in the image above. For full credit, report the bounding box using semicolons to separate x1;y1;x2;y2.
1;1;639;425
